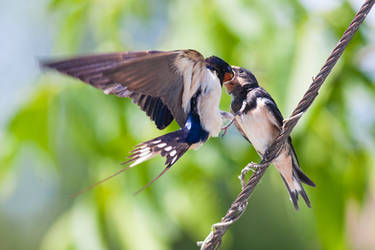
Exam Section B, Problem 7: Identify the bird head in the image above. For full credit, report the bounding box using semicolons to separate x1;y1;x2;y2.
205;56;234;85
223;66;258;96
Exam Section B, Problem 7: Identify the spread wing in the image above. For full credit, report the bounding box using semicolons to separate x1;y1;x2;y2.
104;50;206;127
41;50;207;129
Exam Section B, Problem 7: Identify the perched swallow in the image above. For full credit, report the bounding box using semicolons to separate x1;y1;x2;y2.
224;66;315;209
42;50;234;192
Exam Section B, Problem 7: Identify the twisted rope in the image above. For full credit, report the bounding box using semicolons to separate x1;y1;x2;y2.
198;1;374;249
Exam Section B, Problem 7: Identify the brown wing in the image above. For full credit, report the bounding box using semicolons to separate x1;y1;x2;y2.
41;50;205;129
42;52;173;129
104;50;206;127
42;52;151;96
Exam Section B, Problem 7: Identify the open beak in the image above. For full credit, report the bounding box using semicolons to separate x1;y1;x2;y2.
223;70;239;94
223;71;234;83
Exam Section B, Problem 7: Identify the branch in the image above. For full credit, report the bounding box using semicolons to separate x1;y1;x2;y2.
198;1;375;249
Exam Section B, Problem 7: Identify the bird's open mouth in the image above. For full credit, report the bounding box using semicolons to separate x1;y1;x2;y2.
223;71;234;83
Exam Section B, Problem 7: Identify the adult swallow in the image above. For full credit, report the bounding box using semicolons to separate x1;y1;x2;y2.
42;50;234;192
224;66;315;209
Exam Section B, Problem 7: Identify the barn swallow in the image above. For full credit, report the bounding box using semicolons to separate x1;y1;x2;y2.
224;66;315;209
42;50;234;193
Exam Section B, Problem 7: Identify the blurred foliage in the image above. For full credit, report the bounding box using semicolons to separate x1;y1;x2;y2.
1;0;375;250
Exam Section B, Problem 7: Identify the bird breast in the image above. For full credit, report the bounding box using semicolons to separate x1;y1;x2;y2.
197;70;223;137
236;98;279;155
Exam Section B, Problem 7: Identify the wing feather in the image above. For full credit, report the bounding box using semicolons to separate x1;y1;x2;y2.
42;50;206;129
252;87;283;129
105;50;206;127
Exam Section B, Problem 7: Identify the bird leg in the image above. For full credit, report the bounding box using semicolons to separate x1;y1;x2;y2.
220;111;234;137
221;101;247;137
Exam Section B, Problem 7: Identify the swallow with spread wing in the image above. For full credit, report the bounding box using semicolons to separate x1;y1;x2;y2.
224;66;315;209
42;50;234;193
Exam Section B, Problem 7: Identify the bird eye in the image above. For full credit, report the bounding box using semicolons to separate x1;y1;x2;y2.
239;69;244;74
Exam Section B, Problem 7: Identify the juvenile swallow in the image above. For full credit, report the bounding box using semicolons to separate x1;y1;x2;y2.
42;50;234;192
224;66;315;209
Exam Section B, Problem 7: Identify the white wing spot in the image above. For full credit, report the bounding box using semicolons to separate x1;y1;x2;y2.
138;150;151;158
157;143;167;148
170;150;177;157
152;140;161;144
170;155;178;165
130;153;152;167
164;146;172;151
138;147;150;153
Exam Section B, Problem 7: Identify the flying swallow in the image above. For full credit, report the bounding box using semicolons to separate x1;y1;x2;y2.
42;50;234;193
224;66;315;209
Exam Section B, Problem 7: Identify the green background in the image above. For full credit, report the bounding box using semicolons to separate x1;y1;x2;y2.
0;0;375;249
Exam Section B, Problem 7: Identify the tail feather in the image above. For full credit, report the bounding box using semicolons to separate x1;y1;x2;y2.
123;129;191;168
290;142;315;187
133;167;170;195
280;175;299;210
123;129;191;194
279;142;315;209
293;166;315;187
291;147;314;206
71;129;190;197
280;172;311;210
292;170;311;208
71;164;134;198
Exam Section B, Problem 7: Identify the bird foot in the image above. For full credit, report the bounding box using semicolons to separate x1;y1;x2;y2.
220;102;247;138
239;162;265;188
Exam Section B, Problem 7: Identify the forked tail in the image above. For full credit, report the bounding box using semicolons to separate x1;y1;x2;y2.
72;129;191;197
280;168;314;210
281;143;315;210
124;129;191;194
123;129;190;168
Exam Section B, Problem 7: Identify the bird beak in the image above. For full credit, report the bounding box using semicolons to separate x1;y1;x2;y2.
223;68;237;94
223;71;234;83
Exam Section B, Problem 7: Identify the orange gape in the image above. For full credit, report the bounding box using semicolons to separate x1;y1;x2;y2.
223;72;234;82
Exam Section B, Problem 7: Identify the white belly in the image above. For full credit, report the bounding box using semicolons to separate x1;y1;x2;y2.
236;98;279;155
